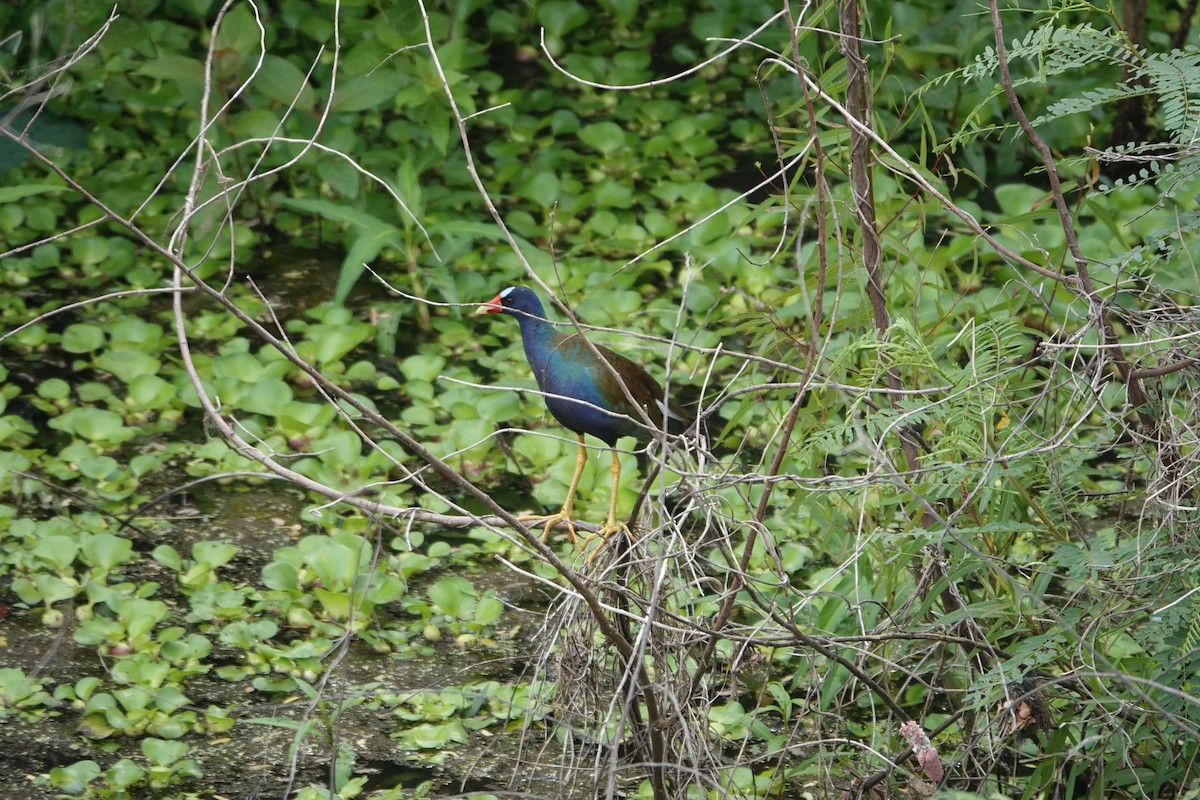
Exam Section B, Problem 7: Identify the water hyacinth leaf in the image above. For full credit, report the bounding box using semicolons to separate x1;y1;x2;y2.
79;456;120;480
402;720;470;749
399;354;446;382
251;676;298;693
34;534;79;572
77;382;115;403
108;318;165;349
313;587;367;620
153;686;190;714
193;541;238;568
279;401;336;434
81;533;134;572
312;323;373;365
151;545;183;571
115;598;169;641
0;450;32;474
236;379;294;417
367;574;405;605
96;350;160;383
0;668;47;705
37;378;71;400
220;619;279;649
46;760;102;793
148;716;189;740
212;352;263;381
61;323;106;353
302;539;361;590
74;616;124;646
142;737;189;766
127;374;177;409
105;759;146;787
578;121;626;155
476;391;521;422
474;595;503;626
310;430;362;465
427;576;475;620
262;560;300;591
49;407;136;444
70;237;110;266
538;0;590;38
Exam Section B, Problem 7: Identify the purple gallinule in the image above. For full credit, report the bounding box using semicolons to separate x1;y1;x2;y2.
478;286;691;550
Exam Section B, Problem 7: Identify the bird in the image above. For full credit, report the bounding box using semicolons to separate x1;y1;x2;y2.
477;286;692;552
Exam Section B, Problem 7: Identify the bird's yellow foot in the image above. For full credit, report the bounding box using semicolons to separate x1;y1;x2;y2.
518;512;579;546
580;519;631;563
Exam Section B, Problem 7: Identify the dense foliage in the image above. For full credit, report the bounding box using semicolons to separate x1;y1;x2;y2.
1;0;1199;799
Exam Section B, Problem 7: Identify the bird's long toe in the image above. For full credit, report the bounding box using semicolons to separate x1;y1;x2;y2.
581;520;631;562
518;512;579;546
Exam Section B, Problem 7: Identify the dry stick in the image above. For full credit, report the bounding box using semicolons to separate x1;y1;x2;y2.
0;126;637;674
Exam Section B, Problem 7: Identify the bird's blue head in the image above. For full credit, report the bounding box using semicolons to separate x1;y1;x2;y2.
477;286;546;320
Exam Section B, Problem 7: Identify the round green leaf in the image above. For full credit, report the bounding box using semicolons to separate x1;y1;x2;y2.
61;324;106;353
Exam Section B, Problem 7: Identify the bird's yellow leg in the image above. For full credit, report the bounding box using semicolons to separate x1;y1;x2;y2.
519;434;587;546
581;450;631;561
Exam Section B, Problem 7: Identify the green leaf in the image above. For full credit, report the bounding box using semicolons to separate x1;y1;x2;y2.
81;533;134;572
427;576;475;619
313;323;373;365
0;184;65;202
475;595;503;625
71;237;110;266
262;561;299;591
134;54;206;101
476;391;521;422
399;354;446;382
236;379;293;416
367;574;406;605
127;374;177;409
49;407;134;443
78;455;119;480
516;171;561;206
33;574;77;604
538;0;590;37
193;541;238;568
107;318;164;350
37;378;71;400
34;535;78;572
303;540;360;591
212;352;265;381
141;737;189;766
96;350;160;383
256;55;316;109
333;69;399;112
104;759;146;788
61;323;106;353
578;121;626;155
336;222;404;304
152;545;183;572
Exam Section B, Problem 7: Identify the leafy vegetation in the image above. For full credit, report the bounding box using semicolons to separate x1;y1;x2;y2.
2;0;1199;798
